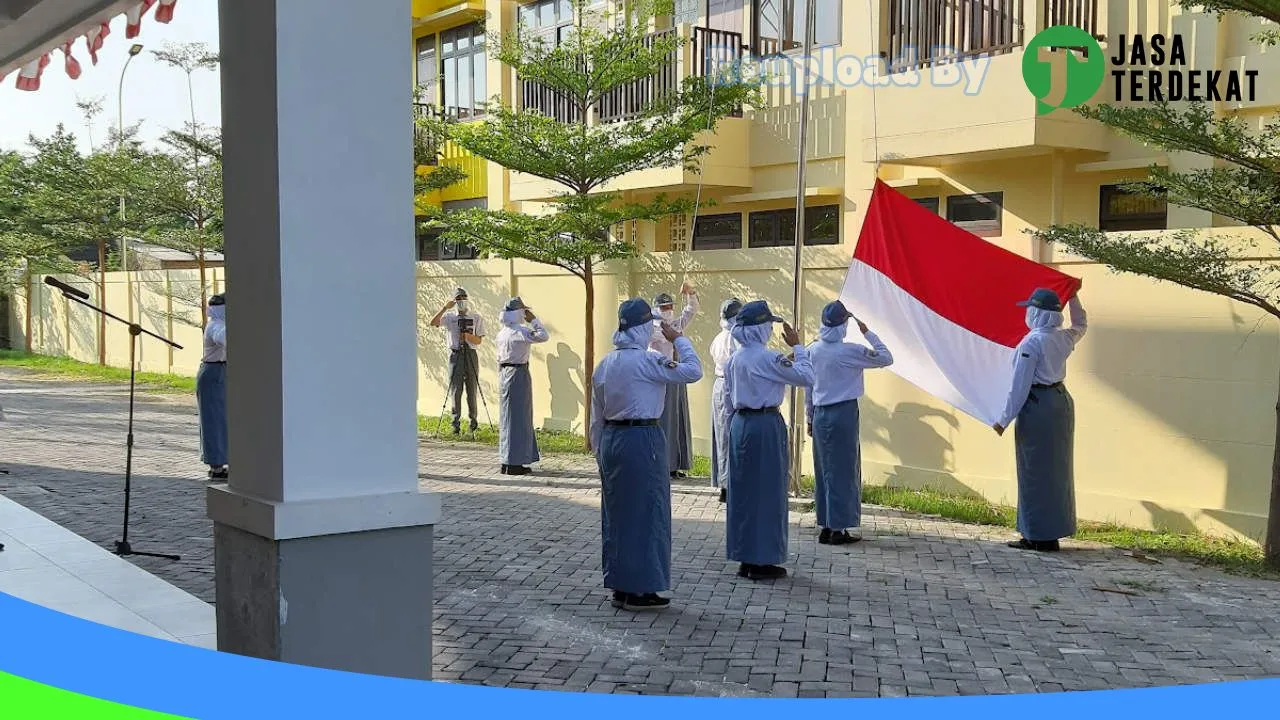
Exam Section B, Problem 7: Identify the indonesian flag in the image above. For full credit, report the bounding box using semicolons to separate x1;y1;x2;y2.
838;181;1081;425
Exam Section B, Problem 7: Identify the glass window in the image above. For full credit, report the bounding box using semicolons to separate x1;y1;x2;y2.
1099;184;1167;232
748;206;840;247
755;0;840;54
441;22;487;118
674;0;701;25
416;36;438;103
692;213;743;250
946;192;1004;237
914;197;940;214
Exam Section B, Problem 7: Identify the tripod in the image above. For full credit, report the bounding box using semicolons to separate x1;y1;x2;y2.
432;339;494;439
53;280;183;561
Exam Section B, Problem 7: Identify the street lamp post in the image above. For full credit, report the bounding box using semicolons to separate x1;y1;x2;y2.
118;43;143;323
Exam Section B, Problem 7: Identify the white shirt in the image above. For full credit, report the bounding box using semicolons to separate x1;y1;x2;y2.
203;306;226;363
590;335;703;451
719;340;815;428
440;312;485;351
496;316;550;364
648;294;700;360
804;327;893;423
998;297;1088;427
709;323;738;378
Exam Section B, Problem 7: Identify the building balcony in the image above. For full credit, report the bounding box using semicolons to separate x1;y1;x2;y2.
509;24;752;202
414;103;488;204
868;0;1111;165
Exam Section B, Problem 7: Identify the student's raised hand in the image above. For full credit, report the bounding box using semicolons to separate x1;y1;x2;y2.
781;322;800;347
444;299;456;310
660;321;681;342
855;317;869;334
680;281;696;296
993;424;1005;436
524;309;536;323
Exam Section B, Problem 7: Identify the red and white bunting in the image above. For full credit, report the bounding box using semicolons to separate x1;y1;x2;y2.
11;0;178;91
15;54;50;91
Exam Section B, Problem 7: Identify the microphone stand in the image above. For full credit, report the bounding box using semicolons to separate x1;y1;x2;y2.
59;289;184;561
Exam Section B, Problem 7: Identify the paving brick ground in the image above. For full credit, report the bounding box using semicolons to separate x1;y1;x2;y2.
3;367;1280;696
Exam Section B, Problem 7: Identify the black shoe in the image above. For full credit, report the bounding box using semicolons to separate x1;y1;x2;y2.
718;488;727;503
738;564;787;581
818;528;833;544
610;590;626;607
614;593;669;611
451;424;461;435
0;542;5;552
470;421;479;433
671;471;687;479
828;530;861;546
510;466;531;476
500;465;512;475
208;466;228;481
1008;537;1060;552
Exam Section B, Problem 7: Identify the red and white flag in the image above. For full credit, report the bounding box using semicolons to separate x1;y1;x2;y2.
838;180;1081;425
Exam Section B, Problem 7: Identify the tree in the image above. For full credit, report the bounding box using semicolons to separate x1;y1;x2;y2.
153;42;220;327
74;95;106;151
19;127;159;363
1032;2;1280;567
422;0;755;445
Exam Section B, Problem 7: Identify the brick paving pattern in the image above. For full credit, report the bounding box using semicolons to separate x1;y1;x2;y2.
2;368;1280;696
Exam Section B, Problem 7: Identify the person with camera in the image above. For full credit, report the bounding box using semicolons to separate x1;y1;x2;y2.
431;287;486;434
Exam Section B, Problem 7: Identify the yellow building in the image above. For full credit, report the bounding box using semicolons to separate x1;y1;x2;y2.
411;1;1278;260
393;1;1280;542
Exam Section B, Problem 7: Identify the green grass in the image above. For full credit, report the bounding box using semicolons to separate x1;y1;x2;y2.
0;350;196;393
4;350;1273;578
854;483;1275;579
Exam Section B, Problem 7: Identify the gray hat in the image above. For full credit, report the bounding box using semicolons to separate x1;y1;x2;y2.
720;297;743;320
454;287;468;300
209;294;225;306
736;300;783;327
654;292;675;308
504;297;529;312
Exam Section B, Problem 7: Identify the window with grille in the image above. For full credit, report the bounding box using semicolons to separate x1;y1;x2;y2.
946;192;1003;237
692;213;742;250
747;205;840;247
669;213;690;251
1099;184;1167;231
914;197;940;214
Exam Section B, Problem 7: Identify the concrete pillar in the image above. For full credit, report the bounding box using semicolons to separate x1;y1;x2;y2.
208;0;439;681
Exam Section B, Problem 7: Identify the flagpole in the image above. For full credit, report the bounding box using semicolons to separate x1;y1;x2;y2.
787;0;816;496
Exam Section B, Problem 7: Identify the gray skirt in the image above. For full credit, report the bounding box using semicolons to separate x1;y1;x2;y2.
499;364;539;466
660;382;692;473
710;376;730;489
1014;384;1077;541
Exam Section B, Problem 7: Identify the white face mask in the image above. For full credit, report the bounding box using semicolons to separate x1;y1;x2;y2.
659;309;675;322
456;300;469;314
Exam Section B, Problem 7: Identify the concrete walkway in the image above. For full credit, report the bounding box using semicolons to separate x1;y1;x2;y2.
2;368;1279;697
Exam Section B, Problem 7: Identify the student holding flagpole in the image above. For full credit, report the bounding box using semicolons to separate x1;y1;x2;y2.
994;288;1088;552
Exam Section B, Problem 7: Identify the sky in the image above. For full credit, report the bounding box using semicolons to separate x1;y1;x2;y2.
0;0;221;153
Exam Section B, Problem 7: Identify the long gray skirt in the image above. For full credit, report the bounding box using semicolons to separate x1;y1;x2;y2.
598;424;671;594
812;398;861;531
710;376;730;489
726;410;789;566
196;362;227;467
660;382;692;473
499;364;539;466
1014;384;1077;541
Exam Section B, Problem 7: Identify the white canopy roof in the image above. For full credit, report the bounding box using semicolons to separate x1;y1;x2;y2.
0;0;178;90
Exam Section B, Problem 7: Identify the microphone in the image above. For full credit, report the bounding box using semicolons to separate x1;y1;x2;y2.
44;276;90;301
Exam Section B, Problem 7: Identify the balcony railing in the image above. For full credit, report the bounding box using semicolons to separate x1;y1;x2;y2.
413;103;460;166
520;25;746;124
885;0;1024;73
1043;0;1102;39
